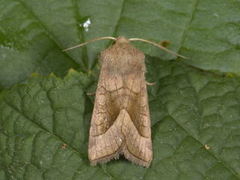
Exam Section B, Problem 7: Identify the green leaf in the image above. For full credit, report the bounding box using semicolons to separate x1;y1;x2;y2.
1;59;240;180
1;0;240;87
1;0;240;179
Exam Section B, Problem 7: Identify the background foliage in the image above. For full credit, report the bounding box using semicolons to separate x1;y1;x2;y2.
0;0;240;179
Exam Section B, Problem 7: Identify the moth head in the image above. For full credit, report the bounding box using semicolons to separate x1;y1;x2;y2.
115;36;129;44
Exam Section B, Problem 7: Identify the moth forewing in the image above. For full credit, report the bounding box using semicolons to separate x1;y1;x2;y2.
88;37;152;167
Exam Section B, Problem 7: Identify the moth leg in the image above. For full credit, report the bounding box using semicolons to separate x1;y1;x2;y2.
146;81;155;86
86;92;96;96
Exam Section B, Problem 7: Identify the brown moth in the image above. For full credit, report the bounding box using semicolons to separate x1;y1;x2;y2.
63;36;185;167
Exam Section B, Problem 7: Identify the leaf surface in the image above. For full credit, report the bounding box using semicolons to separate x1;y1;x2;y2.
0;0;240;179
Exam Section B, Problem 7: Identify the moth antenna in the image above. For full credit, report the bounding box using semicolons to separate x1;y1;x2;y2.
129;38;187;59
63;36;116;52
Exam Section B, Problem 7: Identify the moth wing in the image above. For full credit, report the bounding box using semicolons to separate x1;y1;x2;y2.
122;72;152;167
88;72;123;164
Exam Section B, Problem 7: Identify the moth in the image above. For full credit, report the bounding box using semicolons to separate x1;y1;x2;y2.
64;36;185;167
